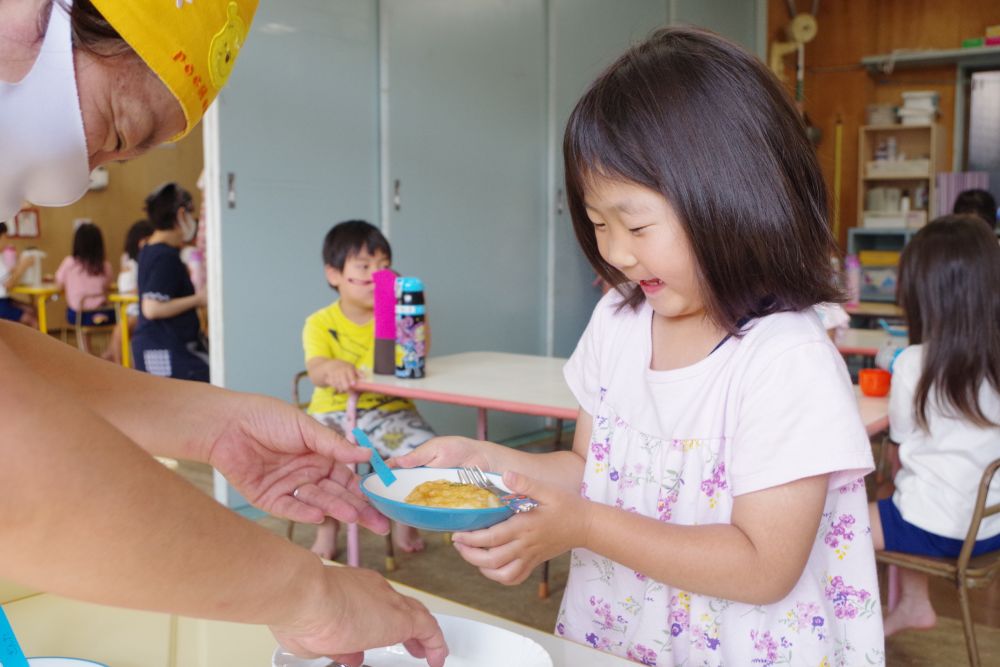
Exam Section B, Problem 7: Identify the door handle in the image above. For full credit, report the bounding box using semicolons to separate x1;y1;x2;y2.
393;179;401;211
556;188;565;215
227;172;236;209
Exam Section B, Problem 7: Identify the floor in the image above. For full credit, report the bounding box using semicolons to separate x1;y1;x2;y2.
175;444;1000;666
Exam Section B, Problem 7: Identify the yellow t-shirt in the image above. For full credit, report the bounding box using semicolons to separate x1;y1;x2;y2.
302;300;412;414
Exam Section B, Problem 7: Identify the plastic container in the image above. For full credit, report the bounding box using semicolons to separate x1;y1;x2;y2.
19;249;45;286
394;276;426;379
859;368;892;397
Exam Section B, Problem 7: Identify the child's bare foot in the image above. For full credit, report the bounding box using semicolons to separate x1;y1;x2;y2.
883;598;937;636
308;517;339;561
393;523;425;553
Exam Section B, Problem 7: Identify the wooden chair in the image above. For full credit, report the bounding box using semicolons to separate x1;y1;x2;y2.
64;293;116;356
876;457;1000;667
293;370;398;571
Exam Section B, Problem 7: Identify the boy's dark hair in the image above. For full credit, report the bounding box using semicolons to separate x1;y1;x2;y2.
72;222;107;276
563;27;841;335
0;222;7;237
145;182;194;231
124;219;154;261
898;214;1000;429
322;220;391;272
952;188;998;230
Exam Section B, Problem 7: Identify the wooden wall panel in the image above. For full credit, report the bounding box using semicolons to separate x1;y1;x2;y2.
6;126;202;332
767;0;1000;248
10;125;203;278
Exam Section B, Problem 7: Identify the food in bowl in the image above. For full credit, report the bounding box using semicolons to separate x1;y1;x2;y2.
405;479;501;509
361;467;514;531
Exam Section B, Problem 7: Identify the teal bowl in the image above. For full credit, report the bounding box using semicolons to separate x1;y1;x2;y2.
360;467;513;532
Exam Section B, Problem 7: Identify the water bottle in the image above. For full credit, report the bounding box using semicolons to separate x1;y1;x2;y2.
395;277;426;379
844;254;861;306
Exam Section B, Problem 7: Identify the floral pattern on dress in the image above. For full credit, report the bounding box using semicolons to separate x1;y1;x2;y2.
557;398;884;666
823;513;858;561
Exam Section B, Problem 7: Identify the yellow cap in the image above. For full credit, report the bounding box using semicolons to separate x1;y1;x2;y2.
91;0;259;139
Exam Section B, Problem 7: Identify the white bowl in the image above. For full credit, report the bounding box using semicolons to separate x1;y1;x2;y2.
27;659;110;667
273;613;552;667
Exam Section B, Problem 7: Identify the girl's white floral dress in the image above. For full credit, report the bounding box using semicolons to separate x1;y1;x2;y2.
557;293;885;666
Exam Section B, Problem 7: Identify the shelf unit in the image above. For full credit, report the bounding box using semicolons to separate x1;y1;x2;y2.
857;123;948;231
847;227;919;303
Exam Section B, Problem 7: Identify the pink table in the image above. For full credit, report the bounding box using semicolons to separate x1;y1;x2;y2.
342;352;890;566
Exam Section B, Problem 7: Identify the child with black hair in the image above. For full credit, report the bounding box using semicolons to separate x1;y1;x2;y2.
870;215;1000;636
55;221;114;351
132;182;208;381
303;220;434;559
398;27;884;664
952;188;998;232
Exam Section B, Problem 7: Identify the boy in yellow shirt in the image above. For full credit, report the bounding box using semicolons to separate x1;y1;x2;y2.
303;220;434;558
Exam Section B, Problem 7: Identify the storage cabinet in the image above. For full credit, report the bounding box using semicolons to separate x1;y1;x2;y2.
857;123;948;230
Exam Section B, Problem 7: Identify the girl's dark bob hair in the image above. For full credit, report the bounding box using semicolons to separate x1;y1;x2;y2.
564;27;841;335
898;214;1000;429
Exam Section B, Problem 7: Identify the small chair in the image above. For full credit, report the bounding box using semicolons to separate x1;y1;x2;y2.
293;370;398;571
876;457;1000;667
65;293;117;356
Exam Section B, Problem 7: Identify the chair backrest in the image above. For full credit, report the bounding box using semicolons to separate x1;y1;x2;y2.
958;457;1000;575
292;370;312;411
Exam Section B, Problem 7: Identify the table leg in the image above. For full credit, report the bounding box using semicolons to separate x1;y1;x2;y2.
346;391;360;567
119;302;131;368
477;408;488;441
35;294;47;334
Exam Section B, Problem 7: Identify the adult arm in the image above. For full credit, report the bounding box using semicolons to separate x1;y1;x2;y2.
0;344;445;663
141;291;205;319
0;321;388;530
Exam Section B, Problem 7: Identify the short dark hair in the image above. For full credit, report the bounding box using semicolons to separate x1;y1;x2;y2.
564;27;840;334
0;222;7;237
124;219;154;261
72;221;107;276
65;0;132;58
898;214;1000;429
952;189;998;230
322;220;391;272
145;182;194;231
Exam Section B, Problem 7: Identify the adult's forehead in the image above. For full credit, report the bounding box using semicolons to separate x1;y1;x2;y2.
89;0;259;140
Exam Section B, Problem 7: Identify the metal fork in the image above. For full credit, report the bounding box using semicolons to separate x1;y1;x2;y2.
460;465;538;513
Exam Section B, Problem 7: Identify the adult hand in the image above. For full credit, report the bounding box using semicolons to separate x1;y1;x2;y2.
322;359;360;392
272;566;448;667
390;435;494;471
206;393;389;534
451;471;591;586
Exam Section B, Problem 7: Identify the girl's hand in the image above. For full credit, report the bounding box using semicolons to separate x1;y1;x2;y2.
272;566;448;667
451;470;591;585
389;435;494;471
206;394;389;534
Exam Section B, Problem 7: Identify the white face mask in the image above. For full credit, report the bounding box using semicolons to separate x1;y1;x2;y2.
0;1;91;223
180;211;199;243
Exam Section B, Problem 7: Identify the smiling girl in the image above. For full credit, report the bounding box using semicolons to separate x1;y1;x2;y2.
398;27;884;665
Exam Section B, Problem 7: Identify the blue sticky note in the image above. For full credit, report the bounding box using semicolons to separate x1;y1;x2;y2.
353;427;397;487
0;607;30;667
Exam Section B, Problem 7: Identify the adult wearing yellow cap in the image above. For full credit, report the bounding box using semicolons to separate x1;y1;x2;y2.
0;2;446;665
